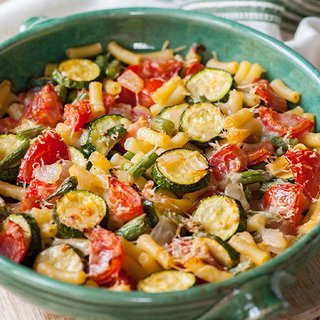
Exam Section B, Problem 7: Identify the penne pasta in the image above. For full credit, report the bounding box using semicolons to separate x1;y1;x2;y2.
234;61;251;85
89;81;105;119
270;79;300;104
66;42;103;59
107;41;142;65
206;59;239;75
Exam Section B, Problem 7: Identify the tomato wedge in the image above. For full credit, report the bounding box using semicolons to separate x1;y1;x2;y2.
285;148;320;201
21;84;63;128
127;60;182;81
259;107;314;138
108;177;144;223
64;99;91;132
20;179;57;211
116;87;137;107
243;141;274;166
209;144;248;181
255;80;287;112
138;78;165;107
86;226;123;284
18;130;69;184
262;183;307;234
0;220;28;263
184;62;205;77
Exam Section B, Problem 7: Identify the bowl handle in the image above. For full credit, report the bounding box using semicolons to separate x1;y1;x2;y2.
197;271;295;320
18;16;56;33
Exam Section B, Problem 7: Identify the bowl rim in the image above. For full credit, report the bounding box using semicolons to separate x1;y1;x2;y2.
0;7;320;305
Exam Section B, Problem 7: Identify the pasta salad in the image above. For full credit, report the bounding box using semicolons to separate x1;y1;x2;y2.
0;41;319;292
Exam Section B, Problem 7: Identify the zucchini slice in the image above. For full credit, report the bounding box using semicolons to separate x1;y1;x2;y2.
115;214;150;241
180;103;225;143
200;236;240;268
0;135;29;169
186;68;232;102
53;59;100;89
33;244;87;284
55;190;107;232
6;214;41;264
158;103;188;131
152;148;209;193
84;115;131;156
138;271;196;293
193;196;246;240
0;166;19;183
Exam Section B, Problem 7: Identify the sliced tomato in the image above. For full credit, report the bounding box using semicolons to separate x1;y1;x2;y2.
243;141;274;166
259;107;314;138
209;144;248;181
263;183;307;234
18;130;69;184
116;87;137;107
0;117;17;133
285;148;320;201
138;78;165;107
64;99;91;132
0;220;28;263
108;177;144;223
20;179;57;211
21;84;63;127
184;62;205;77
255;80;287;112
86;226;123;284
126;60;182;81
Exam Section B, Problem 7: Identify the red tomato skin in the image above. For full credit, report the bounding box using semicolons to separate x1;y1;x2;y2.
285;148;320;201
108;177;144;223
86;226;123;284
209;144;248;181
18;130;69;184
20;179;57;211
184;62;205;77
103;93;116;113
116;87;137;107
263;183;306;233
126;60;182;81
64;99;91;131
0;220;28;263
22;84;63;127
138;78;165;107
259;107;314;138
243;141;274;166
255;80;287;112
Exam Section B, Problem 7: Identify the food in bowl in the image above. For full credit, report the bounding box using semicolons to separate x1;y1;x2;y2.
0;40;319;293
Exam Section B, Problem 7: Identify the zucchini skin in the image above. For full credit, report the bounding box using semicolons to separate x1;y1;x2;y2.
46;176;78;201
53;212;86;239
115;214;150;241
152;148;210;193
52;68;88;89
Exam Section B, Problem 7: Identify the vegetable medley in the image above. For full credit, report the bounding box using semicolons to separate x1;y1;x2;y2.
0;40;319;293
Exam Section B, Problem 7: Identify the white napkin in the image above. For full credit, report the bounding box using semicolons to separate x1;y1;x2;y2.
0;0;319;68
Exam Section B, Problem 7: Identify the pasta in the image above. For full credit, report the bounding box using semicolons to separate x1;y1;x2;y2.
0;40;318;294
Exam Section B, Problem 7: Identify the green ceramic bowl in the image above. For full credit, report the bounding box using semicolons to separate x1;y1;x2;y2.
0;8;320;320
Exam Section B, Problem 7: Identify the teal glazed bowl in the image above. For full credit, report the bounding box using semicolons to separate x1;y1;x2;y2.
0;8;320;320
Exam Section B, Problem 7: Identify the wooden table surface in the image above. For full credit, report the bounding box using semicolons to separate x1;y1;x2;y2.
2;253;320;320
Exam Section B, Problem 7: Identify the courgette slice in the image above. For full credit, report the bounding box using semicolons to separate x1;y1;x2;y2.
186;68;232;102
6;214;41;265
69;146;87;167
33;244;87;284
200;235;240;268
180;103;225;143
138;271;196;293
53;59;100;89
115;214;150;241
158;103;188;131
193;195;246;241
0;135;29;169
55;190;107;233
152;148;209;193
83;115;131;156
